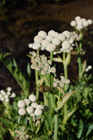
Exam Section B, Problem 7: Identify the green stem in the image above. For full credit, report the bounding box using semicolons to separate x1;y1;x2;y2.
35;70;39;100
54;113;58;140
78;56;82;78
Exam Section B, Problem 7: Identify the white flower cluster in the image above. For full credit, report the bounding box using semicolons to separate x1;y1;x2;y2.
18;94;45;116
53;76;70;88
0;87;16;103
85;65;92;72
30;53;56;75
28;30;76;53
70;16;93;31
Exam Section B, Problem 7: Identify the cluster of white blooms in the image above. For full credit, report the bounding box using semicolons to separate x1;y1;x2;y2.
30;53;56;75
18;94;45;116
85;65;92;72
28;30;76;53
53;76;70;88
70;16;93;31
0;87;16;103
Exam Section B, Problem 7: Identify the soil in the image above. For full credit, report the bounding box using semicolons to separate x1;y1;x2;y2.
0;0;93;93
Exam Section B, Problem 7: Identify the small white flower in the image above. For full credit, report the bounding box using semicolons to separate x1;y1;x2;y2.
46;35;53;42
24;99;30;106
42;39;50;48
65;79;70;84
7;91;11;96
52;37;61;46
34;35;43;44
10;92;16;98
7;87;12;92
35;56;40;62
48;30;58;37
1;91;6;96
5;98;9;103
26;106;34;114
29;94;36;102
87;19;92;25
0;94;3;98
0;97;4;101
76;24;83;30
83;21;88;27
85;68;89;72
18;100;26;108
38;31;47;39
75;16;81;21
88;65;92;70
46;43;56;52
50;67;56;73
31;102;38;108
0;90;5;94
18;108;26;116
35;66;40;71
41;70;46;75
33;43;41;50
36;105;44;110
63;31;70;39
81;18;86;23
35;109;43;116
70;20;76;27
4;95;8;99
28;43;33;48
62;41;71;49
53;82;58;87
58;33;65;42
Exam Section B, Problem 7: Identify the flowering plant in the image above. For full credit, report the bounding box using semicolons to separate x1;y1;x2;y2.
0;16;93;140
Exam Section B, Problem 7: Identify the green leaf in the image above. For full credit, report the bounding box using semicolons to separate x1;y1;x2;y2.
27;63;31;77
77;119;84;139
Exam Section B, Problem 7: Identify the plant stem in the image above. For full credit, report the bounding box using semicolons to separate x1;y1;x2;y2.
54;113;58;140
35;70;39;100
78;56;82;78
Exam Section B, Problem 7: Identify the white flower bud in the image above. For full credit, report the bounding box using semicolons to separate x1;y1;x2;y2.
42;39;50;48
29;94;36;102
70;20;76;27
35;56;40;62
50;67;56;73
26;106;34;114
5;98;9;103
63;31;70;39
46;43;56;52
35;66;40;71
62;41;71;49
58;33;65;42
31;102;38;108
0;90;5;94
28;43;33;48
59;81;64;87
38;31;47;39
53;82;58;87
46;35;53;42
33;43;41;50
41;70;46;75
81;18;86;23
36;105;44;110
7;91;11;96
24;99;30;106
7;87;12;92
10;92;16;98
76;24;83;30
48;30;58;37
88;65;92;70
18;100;26;108
35;109;43;116
2;91;6;96
85;68;89;72
75;16;81;21
4;95;8;99
65;79;70;84
87;19;92;25
39;63;44;68
0;94;3;98
0;97;4;101
34;35;43;44
83;21;88;27
18;108;26;116
52;37;61;46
